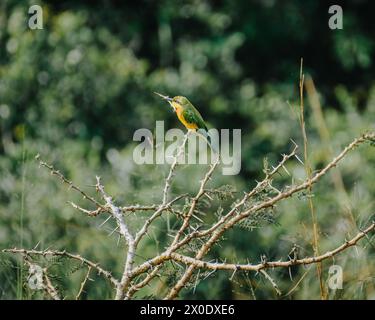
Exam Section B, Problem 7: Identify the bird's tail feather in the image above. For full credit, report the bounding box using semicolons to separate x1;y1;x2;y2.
197;129;219;154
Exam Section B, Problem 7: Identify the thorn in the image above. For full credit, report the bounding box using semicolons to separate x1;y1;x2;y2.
229;268;237;281
282;165;291;176
33;241;41;250
204;193;213;201
295;154;304;165
108;226;119;236
290;138;298;148
98;215;111;228
192;214;204;223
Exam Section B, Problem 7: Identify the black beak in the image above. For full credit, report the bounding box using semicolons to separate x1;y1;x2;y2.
154;92;172;102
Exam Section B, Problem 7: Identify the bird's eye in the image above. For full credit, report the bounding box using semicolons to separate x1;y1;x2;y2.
174;97;184;104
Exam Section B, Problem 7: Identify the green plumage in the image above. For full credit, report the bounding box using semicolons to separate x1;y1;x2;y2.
182;107;208;131
155;93;213;146
172;96;211;144
172;96;207;129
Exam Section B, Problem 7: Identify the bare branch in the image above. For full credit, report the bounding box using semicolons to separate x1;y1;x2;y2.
95;176;135;299
134;194;186;247
43;268;61;300
162;132;190;205
36;155;107;214
125;265;162;300
169;157;220;248
76;266;92;300
25;131;374;300
259;270;281;296
168;220;375;272
2;248;118;287
164;133;374;299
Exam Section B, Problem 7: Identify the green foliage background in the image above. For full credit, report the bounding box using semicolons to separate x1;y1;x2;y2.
0;0;374;299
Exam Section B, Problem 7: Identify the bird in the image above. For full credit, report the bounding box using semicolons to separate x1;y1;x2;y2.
154;92;213;146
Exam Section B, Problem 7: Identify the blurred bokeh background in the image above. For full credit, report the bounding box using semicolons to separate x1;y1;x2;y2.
0;0;374;299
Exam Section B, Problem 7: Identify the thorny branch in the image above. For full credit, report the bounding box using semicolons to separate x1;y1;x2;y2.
3;132;375;299
2;248;118;286
95;176;135;299
164;132;375;299
76;266;92;300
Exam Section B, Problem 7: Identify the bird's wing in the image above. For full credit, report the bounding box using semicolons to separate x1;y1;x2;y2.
183;107;207;131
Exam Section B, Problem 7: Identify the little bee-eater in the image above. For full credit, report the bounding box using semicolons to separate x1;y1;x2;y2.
154;92;211;145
